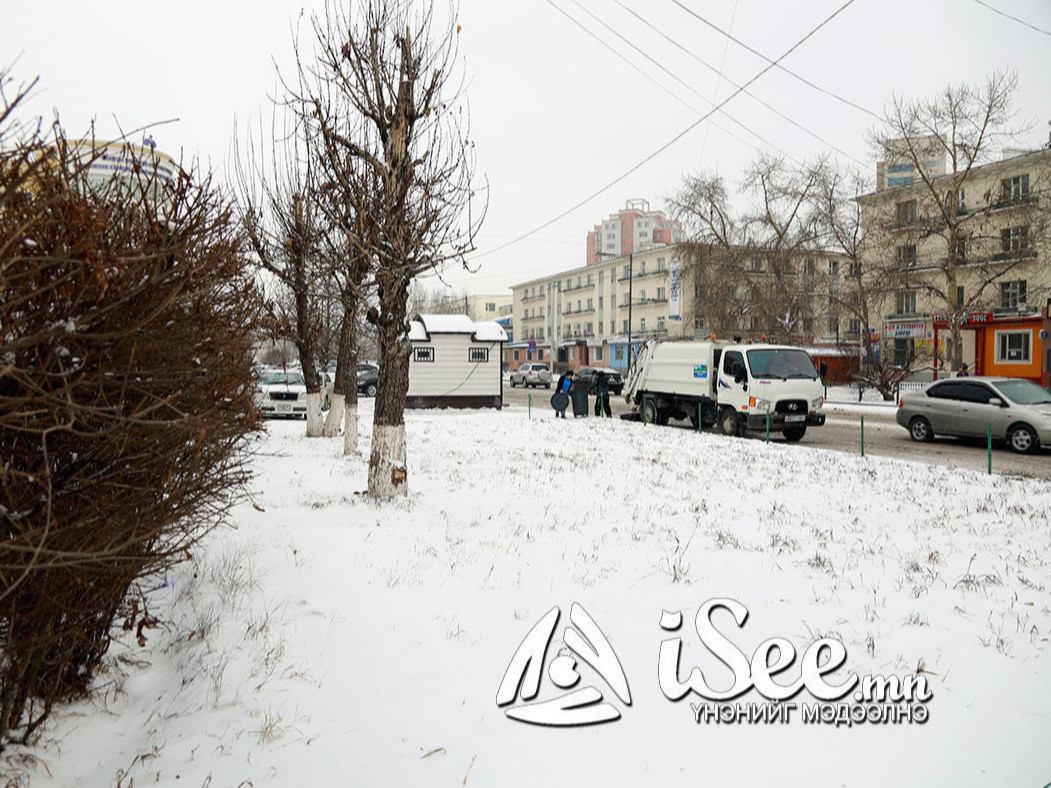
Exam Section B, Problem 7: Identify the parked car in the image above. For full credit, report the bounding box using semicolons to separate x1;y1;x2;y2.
256;369;308;419
509;362;552;388
574;366;625;396
896;376;1051;453
357;363;379;397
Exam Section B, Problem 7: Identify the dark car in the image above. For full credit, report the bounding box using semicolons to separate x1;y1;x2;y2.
357;363;379;397
575;366;624;396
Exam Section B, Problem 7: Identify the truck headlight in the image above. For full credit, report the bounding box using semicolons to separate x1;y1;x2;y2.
754;398;771;412
811;397;824;411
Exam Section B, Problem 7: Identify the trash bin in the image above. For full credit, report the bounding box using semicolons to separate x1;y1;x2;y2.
570;385;589;418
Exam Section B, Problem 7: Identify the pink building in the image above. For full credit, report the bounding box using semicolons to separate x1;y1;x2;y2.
585;198;684;265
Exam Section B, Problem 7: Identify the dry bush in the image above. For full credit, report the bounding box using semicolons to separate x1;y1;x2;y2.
0;73;261;747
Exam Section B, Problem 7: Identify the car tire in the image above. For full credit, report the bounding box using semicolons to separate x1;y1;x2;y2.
367;383;377;398
718;407;740;437
782;426;807;442
641;397;659;425
908;416;933;443
1007;424;1038;454
509;378;517;388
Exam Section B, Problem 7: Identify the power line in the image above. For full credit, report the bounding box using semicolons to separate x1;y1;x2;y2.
563;0;804;164
471;0;861;261
613;0;866;166
666;0;880;120
542;0;777;160
971;0;1051;37
698;0;738;162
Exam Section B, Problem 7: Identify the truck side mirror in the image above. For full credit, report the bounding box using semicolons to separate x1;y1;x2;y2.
819;361;828;379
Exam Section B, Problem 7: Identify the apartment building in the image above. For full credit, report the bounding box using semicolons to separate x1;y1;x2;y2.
428;294;512;322
584;198;684;266
859;145;1051;384
508;244;851;375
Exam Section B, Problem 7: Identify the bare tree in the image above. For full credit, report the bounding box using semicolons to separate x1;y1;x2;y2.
233;110;330;436
812;161;910;399
868;70;1048;371
303;0;484;496
670;155;822;343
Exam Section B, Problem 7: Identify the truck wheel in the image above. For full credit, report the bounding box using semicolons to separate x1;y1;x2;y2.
642;397;659;425
782;426;807;442
718;408;740;437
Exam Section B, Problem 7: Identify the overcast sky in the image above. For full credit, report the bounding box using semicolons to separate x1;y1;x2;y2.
4;0;1050;297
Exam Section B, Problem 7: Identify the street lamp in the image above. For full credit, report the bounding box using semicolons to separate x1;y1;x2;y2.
595;250;633;372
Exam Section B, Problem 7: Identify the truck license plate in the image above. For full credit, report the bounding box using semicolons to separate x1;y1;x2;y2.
784;414;805;423
277;404;291;413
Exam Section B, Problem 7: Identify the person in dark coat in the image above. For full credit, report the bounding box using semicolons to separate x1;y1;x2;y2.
553;369;573;418
593;369;612;417
957;363;970;377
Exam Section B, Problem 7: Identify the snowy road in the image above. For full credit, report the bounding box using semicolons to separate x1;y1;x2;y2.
503;383;1051;479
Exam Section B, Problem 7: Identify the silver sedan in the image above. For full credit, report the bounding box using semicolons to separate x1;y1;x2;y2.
896;376;1051;453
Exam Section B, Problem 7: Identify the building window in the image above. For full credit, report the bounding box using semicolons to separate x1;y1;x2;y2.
848;262;860;277
622;319;629;333
538;328;544;340
640;289;647;301
1002;174;1029;201
751;257;763;273
848;318;861;335
657;257;665;271
587;274;593;286
896;245;917;268
486;302;496;312
586;322;593;335
895;200;917;225
595;346;603;361
896;291;917;314
657;287;666;301
657;316;666;331
828;260;840;277
693;316;704;329
1001;226;1029;253
623;293;630;306
803;259;814;276
640;318;646;331
587;298;593;310
996;330;1031;363
1000;279;1027;309
694;283;702;298
639;261;647;275
414;347;434;362
513;349;520;361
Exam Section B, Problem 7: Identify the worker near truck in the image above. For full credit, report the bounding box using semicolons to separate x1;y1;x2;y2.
592;369;612;418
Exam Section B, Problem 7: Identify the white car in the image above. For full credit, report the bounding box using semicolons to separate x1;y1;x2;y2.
509;362;552;388
256;369;308;419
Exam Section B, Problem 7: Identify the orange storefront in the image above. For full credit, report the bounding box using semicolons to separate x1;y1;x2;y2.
933;310;1049;385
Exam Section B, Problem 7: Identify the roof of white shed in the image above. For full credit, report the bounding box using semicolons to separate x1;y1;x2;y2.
408;314;508;342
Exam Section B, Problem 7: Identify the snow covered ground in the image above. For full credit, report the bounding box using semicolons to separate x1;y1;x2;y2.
10;400;1051;787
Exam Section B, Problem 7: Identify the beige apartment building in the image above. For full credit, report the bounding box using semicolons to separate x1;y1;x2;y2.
508;244;854;376
858;145;1051;384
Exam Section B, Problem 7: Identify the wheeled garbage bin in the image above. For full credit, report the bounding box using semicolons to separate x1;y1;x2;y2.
570;385;589;418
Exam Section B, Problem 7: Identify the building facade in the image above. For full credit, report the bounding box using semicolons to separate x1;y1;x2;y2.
508;244;851;375
859;145;1051;384
585;198;684;266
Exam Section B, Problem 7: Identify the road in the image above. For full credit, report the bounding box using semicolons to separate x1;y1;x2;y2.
502;382;1051;480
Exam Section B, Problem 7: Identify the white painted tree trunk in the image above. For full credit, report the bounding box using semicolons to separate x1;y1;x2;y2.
368;423;406;497
344;401;359;455
323;393;344;437
305;392;324;437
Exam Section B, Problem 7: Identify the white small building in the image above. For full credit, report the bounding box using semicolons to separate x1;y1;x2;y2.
407;314;507;409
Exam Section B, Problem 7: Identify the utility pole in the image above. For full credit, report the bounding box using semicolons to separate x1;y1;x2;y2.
627;253;634;370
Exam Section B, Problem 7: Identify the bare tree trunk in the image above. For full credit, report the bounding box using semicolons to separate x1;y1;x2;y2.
368;286;410;496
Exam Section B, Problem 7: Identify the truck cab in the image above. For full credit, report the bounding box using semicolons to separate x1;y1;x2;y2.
715;345;826;440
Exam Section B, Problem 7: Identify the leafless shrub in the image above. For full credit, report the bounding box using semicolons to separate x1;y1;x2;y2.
0;69;260;747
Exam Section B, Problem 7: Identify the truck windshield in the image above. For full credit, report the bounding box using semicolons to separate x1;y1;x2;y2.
746;349;818;380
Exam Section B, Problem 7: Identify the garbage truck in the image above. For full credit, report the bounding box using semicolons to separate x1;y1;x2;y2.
623;339;827;441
